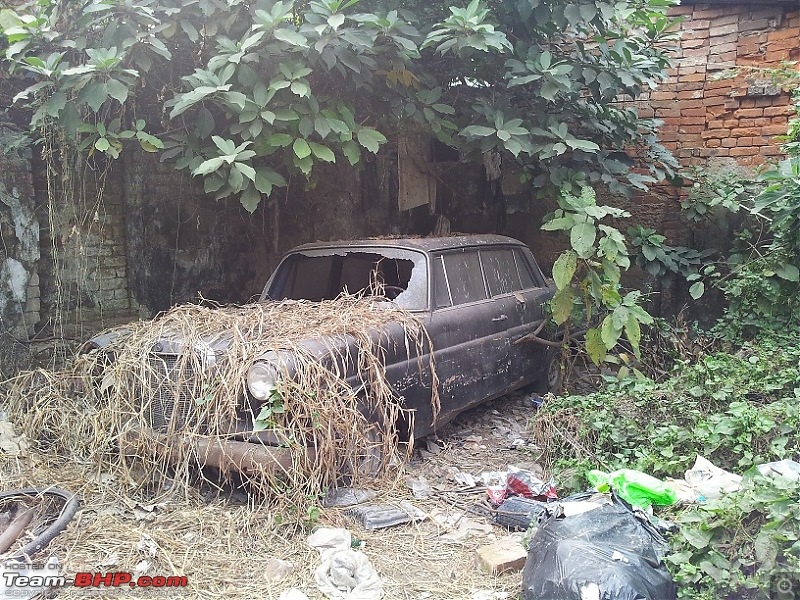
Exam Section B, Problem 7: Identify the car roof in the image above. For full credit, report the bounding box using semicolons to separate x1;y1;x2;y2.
288;234;527;254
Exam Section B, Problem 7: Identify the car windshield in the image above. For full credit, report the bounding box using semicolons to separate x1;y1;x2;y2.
264;247;429;310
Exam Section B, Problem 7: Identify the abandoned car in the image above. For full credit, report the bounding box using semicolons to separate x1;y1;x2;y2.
88;234;560;474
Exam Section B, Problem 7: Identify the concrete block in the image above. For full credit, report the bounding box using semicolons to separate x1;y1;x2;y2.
475;538;528;575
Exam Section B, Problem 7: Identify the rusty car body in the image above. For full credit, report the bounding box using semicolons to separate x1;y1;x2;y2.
90;234;559;475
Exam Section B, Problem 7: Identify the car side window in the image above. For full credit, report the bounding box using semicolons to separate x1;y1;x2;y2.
442;252;487;305
433;255;452;308
514;249;539;288
481;249;522;297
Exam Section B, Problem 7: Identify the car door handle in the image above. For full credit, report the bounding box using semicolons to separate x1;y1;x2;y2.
492;314;508;322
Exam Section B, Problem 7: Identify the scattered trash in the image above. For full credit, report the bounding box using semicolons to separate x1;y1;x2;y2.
406;476;433;499
349;502;426;530
0;421;27;455
308;527;383;600
493;497;549;531
264;557;295;582
439;517;493;543
756;459;800;481
279;589;311;600
471;590;510;600
481;472;508;505
520;497;676;600
475;537;527;574
323;488;377;508
425;440;443;455
493;492;610;530
506;466;557;501
684;456;742;499
587;469;677;508
447;467;477;488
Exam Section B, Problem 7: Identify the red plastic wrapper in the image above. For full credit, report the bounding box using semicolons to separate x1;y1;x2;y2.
506;466;557;501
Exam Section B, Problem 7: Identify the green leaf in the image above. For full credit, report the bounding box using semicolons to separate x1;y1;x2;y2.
81;83;108;113
689;281;705;300
570;222;597;258
550;287;575;325
106;78;129;104
775;263;799;282
43;92;67;118
234;162;256;182
193;156;226;176
273;28;308;47
541;217;574;231
601;315;621;349
357;127;387;153
309;142;335;163
552;251;577;290
240;185;261;213
267;133;293;147
290;80;310;97
197;108;215;138
624;314;641;352
461;125;496;137
94;137;110;152
293;138;311;159
585;328;607;365
342;140;361;165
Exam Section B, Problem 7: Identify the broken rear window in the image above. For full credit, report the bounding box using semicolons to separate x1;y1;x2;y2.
265;248;429;310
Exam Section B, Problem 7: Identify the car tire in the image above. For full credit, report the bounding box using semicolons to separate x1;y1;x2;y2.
535;347;564;395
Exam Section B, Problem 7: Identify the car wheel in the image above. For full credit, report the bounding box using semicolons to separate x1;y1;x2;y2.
535;347;564;395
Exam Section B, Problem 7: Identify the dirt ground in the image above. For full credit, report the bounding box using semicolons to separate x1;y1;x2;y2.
0;391;549;600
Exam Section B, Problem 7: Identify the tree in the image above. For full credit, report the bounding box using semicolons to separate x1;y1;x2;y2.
1;0;679;213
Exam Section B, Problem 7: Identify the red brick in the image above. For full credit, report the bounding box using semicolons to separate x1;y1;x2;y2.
677;81;705;91
732;127;760;137
651;91;677;101
769;39;800;52
678;90;704;100
710;24;738;37
709;14;739;27
693;8;732;19
679;125;705;134
723;119;739;127
773;116;791;125
767;28;800;42
754;118;771;127
702;129;730;139
686;19;711;29
683;38;709;49
710;51;737;62
707;105;729;117
681;99;705;109
706;138;722;147
668;5;694;16
736;137;754;145
739;19;771;32
729;146;759;156
708;119;727;128
682;116;708;125
761;145;787;156
760;124;791;135
682;107;706;116
751;137;771;146
680;72;707;83
721;138;737;147
739;99;756;108
711;33;740;46
704;87;733;97
704;97;732;109
682;28;711;40
736;108;763;117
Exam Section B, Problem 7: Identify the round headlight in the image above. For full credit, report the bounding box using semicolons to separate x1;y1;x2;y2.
247;362;279;401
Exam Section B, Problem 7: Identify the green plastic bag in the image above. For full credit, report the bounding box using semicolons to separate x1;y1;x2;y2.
587;469;678;508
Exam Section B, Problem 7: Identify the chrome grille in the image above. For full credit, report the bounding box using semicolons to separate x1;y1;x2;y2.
146;353;198;433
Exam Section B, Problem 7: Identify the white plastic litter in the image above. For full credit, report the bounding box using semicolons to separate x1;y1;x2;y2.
756;460;800;481
279;590;310;600
684;455;742;499
308;528;383;600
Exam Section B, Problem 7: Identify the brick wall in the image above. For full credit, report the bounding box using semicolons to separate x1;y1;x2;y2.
644;2;798;178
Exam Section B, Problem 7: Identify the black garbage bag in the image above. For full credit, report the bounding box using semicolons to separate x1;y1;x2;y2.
521;498;676;600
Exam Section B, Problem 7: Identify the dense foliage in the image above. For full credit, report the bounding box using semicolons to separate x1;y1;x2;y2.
1;0;679;212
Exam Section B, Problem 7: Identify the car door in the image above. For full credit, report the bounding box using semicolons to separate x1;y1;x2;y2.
425;248;515;429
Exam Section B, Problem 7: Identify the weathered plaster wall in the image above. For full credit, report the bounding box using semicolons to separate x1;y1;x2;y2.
0;123;40;375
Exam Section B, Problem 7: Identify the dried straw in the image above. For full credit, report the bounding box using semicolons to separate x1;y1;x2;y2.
3;295;439;506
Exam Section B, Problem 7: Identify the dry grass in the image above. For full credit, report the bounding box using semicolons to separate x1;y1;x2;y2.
0;297;531;599
3;295;438;506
